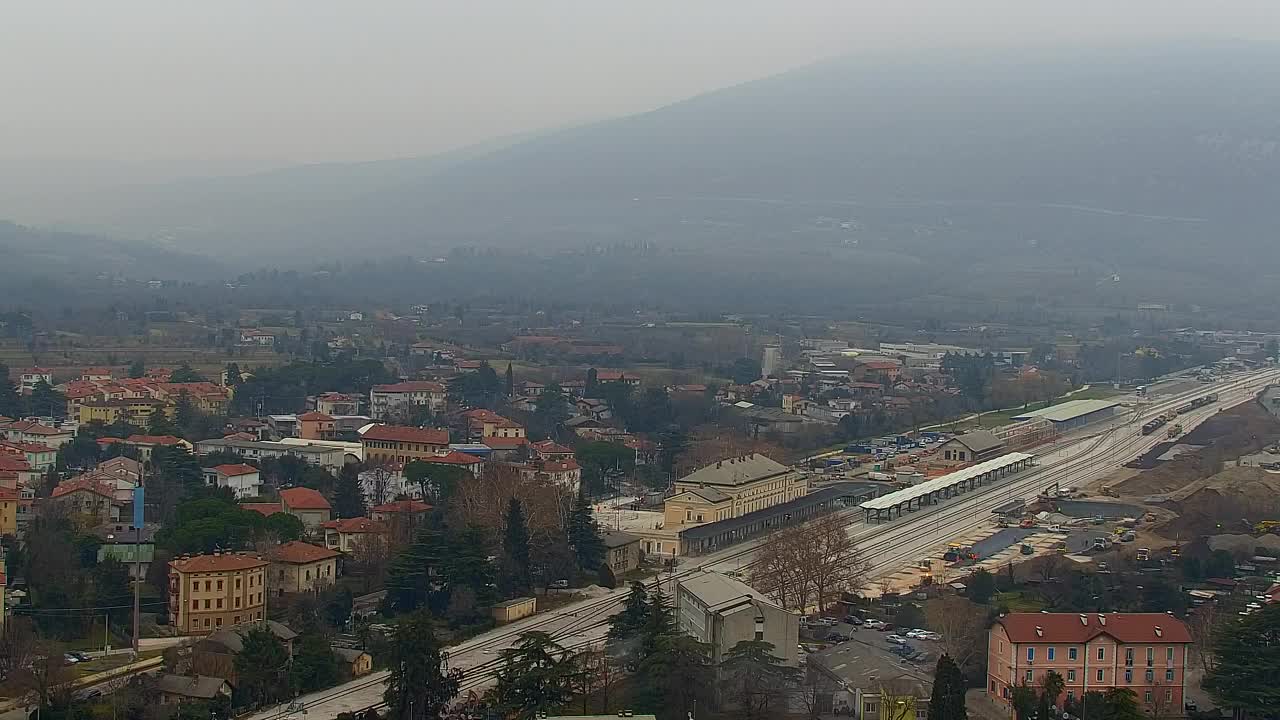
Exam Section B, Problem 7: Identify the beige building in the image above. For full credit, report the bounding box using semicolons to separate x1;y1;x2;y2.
169;553;268;635
266;541;340;596
359;424;450;465
602;531;643;576
664;454;808;528
279;487;332;529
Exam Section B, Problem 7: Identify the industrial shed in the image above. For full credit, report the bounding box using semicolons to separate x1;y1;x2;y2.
1010;399;1120;431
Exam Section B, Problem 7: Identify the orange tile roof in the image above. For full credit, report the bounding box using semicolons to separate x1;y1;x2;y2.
0;441;55;454
423;451;483;466
51;477;116;499
280;486;331;510
370;499;432;514
531;440;573;454
240;502;283;517
170;552;269;573
371;381;446;393
297;411;334;421
995;613;1192;644
268;541;340;565
209;463;259;477
124;434;184;446
361;424;450;445
322;517;387;534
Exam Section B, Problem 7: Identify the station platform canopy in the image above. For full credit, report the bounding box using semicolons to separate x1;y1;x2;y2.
859;452;1034;512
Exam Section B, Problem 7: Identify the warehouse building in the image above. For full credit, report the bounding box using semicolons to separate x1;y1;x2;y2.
1010;399;1120;432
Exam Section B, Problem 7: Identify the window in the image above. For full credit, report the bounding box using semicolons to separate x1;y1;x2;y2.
1144;670;1153;683
1144;691;1152;703
1067;670;1076;683
256;610;263;620
234;616;240;624
1068;647;1078;661
191;600;198;610
1124;669;1132;684
1146;647;1154;667
990;681;996;692
1125;648;1134;666
216;580;223;591
1025;670;1034;683
204;618;210;627
1027;648;1035;662
1165;669;1175;682
1167;647;1175;664
864;702;878;714
204;580;212;592
1048;647;1057;661
203;599;211;609
305;570;311;581
215;617;223;628
1066;691;1075;702
1165;690;1172;703
1096;669;1104;683
1097;646;1105;661
236;578;242;590
235;597;241;608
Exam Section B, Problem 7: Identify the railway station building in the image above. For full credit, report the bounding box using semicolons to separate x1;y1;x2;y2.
1010;399;1120;432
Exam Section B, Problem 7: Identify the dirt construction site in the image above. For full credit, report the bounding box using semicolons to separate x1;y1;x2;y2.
1104;392;1280;541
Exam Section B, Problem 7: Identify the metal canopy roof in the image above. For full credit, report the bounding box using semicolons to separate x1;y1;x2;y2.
858;452;1033;511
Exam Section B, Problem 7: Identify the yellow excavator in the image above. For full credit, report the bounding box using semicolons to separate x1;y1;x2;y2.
1255;520;1280;535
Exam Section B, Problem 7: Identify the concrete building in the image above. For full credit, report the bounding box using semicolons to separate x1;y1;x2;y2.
806;641;933;719
937;431;1005;463
1010;399;1121;432
266;541;340;596
601;530;643;576
314;392;361;416
91;523;157;579
194;438;348;471
169;553;268;635
202;463;263;499
676;570;800;668
297;411;338;441
369;381;447;420
987;613;1191;714
322;517;388;552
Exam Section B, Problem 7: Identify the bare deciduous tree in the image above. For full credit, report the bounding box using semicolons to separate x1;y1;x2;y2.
0;618;37;681
751;511;869;613
925;596;988;673
1187;604;1221;674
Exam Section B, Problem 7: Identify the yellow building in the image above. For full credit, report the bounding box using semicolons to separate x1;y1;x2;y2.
79;398;172;426
169;553;268;635
663;454;808;527
360;424;451;465
266;541;340;597
0;487;18;535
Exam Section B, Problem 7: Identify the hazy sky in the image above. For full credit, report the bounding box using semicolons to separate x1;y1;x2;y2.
3;0;1278;179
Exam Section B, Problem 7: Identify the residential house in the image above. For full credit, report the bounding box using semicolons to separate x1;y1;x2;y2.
194;438;347;471
369;381;447;420
314;392;360;416
0;441;56;471
322;517;388;553
279;487;332;529
80;368;113;382
807;643;932;720
462;409;526;441
17;367;52;393
202;464;263;499
574;398;613;420
602;531;642;577
265;541;340;596
334;647;373;679
482;435;530;459
360;424;450;465
854;359;903;384
418;450;485;476
0;454;39;490
90;523;157;578
676;570;800;668
987;612;1192;713
239;329;275;346
155;674;232;708
0;487;17;535
51;477;121;525
297;412;337;441
509;458;582;494
0;420;72;449
191;620;297;684
369;499;432;529
168;553;269;635
594;370;641;387
531;440;575;461
119;434;189;460
95;456;143;483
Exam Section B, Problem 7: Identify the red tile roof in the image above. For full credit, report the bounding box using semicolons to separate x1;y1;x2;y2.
995;613;1191;644
241;502;283;517
371;381;446;393
483;436;530;450
361;424;450;445
280;487;331;511
269;541;340;565
322;517;387;534
209;463;259;477
170;552;269;573
6;421;65;436
531;440;574;455
297;412;334;421
0;487;20;500
423;450;483;466
0;441;55;454
860;360;901;371
124;434;184;446
51;477;116;499
371;499;432;514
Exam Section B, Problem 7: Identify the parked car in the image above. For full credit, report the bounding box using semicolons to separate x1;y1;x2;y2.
886;635;908;645
918;631;941;641
863;619;888;630
904;629;926;639
844;615;864;625
549;579;570;589
826;633;852;643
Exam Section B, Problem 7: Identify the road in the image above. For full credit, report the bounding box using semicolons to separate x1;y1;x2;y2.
249;368;1279;720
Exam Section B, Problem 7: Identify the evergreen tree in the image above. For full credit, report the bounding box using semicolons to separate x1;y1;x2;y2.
169;363;206;383
504;362;515;398
930;655;968;720
174;391;196;431
234;625;291;707
384;609;463;720
332;463;367;518
385;526;447;613
633;633;714;720
290;632;340;693
128;358;146;378
640;586;675;659
1205;603;1280;714
585;367;598;396
721;639;802;719
442;525;498;619
607;582;650;640
502;498;531;597
27;380;65;419
0;363;20;418
225;362;242;386
490;632;577;718
566;491;606;572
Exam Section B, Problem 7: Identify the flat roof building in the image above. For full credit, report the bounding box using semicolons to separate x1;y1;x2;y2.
1010;399;1121;431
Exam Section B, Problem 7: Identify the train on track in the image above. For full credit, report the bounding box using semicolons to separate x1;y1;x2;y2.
1142;393;1219;435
